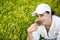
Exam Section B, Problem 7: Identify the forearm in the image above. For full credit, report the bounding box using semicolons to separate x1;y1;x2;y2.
27;32;33;40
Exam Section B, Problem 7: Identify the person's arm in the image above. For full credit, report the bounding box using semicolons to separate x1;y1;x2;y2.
27;32;32;40
27;18;41;40
27;23;38;40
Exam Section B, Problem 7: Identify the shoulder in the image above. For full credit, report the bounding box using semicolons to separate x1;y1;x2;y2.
53;15;60;24
53;15;60;28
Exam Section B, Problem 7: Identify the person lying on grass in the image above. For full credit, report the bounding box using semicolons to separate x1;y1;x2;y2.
27;3;60;40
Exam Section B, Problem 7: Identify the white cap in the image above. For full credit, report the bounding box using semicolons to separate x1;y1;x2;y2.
32;3;51;16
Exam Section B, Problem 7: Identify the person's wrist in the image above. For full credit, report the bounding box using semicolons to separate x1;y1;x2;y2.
27;30;32;34
27;27;33;33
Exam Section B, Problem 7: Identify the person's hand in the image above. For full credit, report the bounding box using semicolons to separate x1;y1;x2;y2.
27;23;38;33
34;18;41;25
27;18;41;40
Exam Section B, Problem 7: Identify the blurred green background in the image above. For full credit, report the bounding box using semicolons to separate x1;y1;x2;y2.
0;0;60;40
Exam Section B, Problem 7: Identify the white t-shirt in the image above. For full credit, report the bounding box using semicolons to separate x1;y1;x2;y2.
32;15;60;40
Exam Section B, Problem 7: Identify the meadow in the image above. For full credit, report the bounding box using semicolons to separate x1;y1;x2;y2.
0;0;60;40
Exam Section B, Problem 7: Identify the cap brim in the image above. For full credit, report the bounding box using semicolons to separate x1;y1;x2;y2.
32;11;44;16
32;12;36;16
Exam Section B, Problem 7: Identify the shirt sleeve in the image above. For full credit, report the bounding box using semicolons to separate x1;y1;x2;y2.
32;30;40;40
27;30;40;40
57;24;60;40
32;26;42;40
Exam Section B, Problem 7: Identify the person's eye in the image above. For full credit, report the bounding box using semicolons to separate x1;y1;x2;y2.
40;14;44;17
35;15;39;18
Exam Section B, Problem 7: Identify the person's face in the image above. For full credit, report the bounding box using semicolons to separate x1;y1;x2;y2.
35;12;52;25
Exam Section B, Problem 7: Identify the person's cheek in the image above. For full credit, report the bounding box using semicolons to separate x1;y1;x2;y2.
43;17;47;25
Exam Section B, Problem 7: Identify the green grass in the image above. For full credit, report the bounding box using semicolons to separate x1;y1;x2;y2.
0;0;60;40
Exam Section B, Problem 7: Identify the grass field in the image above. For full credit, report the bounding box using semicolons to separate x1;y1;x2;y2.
0;0;60;40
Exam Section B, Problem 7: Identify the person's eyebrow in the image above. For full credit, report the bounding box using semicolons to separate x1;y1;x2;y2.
40;13;45;15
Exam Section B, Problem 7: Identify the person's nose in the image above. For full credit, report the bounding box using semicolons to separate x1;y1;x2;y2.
38;16;41;21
